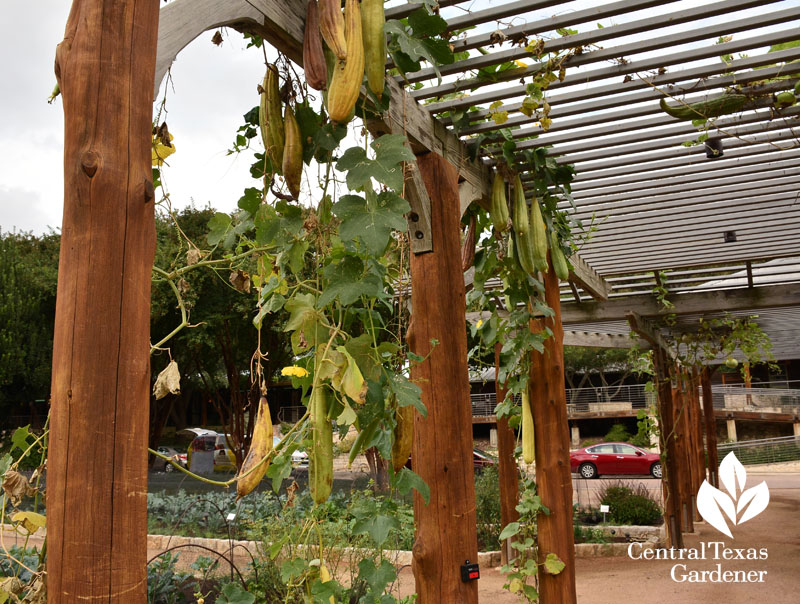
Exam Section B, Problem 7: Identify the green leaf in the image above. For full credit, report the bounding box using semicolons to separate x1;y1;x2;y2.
385;21;444;83
0;454;12;477
237;187;261;215
284;293;316;332
267;452;294;492
280;558;307;583
332;346;367;404
284;239;309;275
498;522;520;541
336;135;415;191
216;584;255;604
522;584;539;599
393;467;430;504
11;426;31;454
207;212;232;247
543;552;566;575
407;8;447;37
333;192;410;256
318;255;384;307
422;37;455;66
388;373;426;416
284;293;329;353
357;559;396;594
353;513;399;547
769;39;800;53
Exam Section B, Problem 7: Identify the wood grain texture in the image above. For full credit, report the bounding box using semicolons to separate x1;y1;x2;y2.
494;343;520;566
653;349;683;548
690;367;706;496
701;366;719;488
528;260;577;604
49;1;159;600
409;152;478;604
672;378;693;532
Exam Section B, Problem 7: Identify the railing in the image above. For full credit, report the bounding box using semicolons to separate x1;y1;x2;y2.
471;384;655;417
711;385;800;415
280;383;800;422
718;435;800;466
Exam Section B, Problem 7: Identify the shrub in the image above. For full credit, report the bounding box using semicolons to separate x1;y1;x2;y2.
474;464;502;551
603;423;631;443
147;553;191;604
597;481;662;525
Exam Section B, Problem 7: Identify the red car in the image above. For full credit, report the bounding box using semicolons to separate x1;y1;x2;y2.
570;442;662;479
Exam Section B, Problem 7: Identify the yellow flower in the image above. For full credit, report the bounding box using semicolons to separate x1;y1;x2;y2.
476;320;484;329
152;133;176;166
281;366;309;378
515;60;527;68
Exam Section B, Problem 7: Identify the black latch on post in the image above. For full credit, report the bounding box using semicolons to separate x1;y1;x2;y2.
460;560;480;582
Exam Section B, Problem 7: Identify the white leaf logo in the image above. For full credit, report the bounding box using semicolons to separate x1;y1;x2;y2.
696;452;769;538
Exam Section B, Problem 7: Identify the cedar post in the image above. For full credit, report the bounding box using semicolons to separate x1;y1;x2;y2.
409;152;479;604
690;368;706;492
700;366;719;487
528;261;577;604
653;350;683;548
495;343;520;565
672;369;694;532
48;0;159;601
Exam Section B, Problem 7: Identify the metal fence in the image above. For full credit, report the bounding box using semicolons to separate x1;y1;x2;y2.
711;385;800;416
718;435;800;466
279;383;800;421
471;383;654;417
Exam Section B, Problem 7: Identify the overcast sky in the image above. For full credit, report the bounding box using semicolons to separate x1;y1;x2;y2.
0;0;276;235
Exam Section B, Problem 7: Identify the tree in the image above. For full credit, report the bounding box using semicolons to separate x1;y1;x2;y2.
149;206;293;466
0;230;60;420
563;346;642;402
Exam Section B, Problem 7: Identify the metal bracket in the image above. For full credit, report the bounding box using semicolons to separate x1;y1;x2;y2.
404;161;434;254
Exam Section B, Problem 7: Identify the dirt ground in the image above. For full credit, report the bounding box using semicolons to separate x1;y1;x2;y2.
395;480;800;603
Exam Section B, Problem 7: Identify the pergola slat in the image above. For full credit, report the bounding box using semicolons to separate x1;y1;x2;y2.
431;36;800;118
417;25;800;103
450;0;668;53
402;0;780;85
567;170;800;211
560;127;800;171
570;149;800;191
508;101;800;159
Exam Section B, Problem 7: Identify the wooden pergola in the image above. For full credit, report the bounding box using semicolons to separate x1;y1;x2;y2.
49;0;800;602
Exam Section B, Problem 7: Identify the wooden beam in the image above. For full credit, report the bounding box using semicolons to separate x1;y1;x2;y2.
626;312;672;356
495;343;520;566
408;152;479;604
459;180;484;218
153;0;302;99
529;258;577;604
568;253;611;301
564;283;800;324
563;330;648;349
404;161;434;254
49;0;159;600
467;311;648;348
